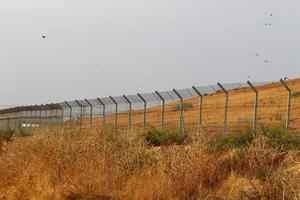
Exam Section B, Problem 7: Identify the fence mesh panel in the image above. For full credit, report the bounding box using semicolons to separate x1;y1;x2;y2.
1;80;300;135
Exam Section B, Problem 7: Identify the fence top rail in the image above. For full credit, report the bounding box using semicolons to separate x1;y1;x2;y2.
0;103;61;114
0;82;270;115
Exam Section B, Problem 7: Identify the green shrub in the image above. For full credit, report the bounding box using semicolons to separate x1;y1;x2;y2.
0;129;15;150
0;129;32;149
0;129;14;143
209;125;300;150
261;125;300;150
142;127;189;146
292;91;300;98
209;130;254;150
19;129;32;137
174;102;193;112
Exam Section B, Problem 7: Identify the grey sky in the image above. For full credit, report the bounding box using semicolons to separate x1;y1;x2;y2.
0;0;299;106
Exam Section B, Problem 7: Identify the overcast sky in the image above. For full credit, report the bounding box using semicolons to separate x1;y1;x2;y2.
0;0;299;106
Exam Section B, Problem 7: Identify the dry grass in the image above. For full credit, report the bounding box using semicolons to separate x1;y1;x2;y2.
1;78;300;199
0;128;299;200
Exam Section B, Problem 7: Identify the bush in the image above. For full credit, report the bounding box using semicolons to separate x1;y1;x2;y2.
209;130;254;150
0;129;32;150
0;129;15;151
142;127;189;146
292;91;300;98
209;125;300;150
19;129;32;137
0;129;14;143
174;102;193;112
261;125;300;150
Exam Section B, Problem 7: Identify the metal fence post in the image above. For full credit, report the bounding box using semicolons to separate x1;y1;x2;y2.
217;83;229;135
64;101;72;129
23;110;26;129
30;106;34;129
123;95;132;130
192;86;203;135
75;100;83;131
280;79;292;131
0;114;4;130
26;108;30;129
5;113;7;129
4;113;7;130
8;113;11;130
43;105;48;127
48;106;52;127
8;113;11;129
109;96;118;136
37;106;41;127
48;104;53;127
247;81;259;133
34;105;39;129
3;113;6;129
34;106;38;128
59;104;64;129
5;113;9;129
40;104;47;127
23;107;28;130
137;93;147;131
29;107;34;128
85;99;93;126
8;112;12;130
97;98;106;129
49;106;53;127
9;112;12;129
39;105;43;127
35;105;40;128
173;89;185;134
155;91;165;128
24;109;28;129
0;114;3;130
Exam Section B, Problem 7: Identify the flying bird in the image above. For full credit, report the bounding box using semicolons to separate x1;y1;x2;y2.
263;22;268;26
264;59;270;63
42;35;46;39
255;53;260;57
270;13;273;17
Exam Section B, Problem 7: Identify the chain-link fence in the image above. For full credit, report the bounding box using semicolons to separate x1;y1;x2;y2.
0;79;299;135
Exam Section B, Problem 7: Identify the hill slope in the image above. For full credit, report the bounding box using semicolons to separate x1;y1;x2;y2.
79;78;300;134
